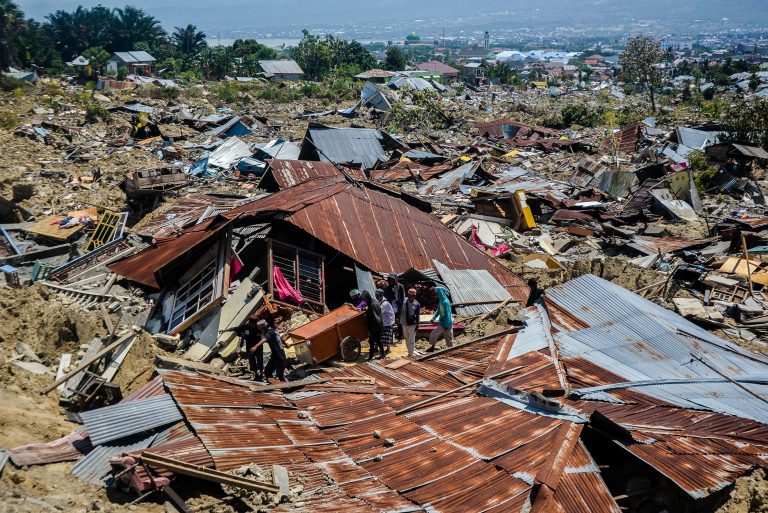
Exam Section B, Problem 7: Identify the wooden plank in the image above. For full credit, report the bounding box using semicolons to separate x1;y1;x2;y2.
395;365;524;416
40;331;137;394
25;216;83;241
139;453;279;494
61;338;103;399
100;336;137;382
54;354;72;392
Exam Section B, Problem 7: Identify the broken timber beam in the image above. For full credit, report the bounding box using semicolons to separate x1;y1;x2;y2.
138;453;280;494
40;330;137;394
395;365;523;416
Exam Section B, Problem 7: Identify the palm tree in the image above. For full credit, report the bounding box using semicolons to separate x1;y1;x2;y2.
172;24;206;55
0;0;25;69
44;6;114;60
113;6;165;51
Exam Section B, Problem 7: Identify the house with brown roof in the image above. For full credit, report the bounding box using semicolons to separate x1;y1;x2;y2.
414;60;461;84
353;68;396;83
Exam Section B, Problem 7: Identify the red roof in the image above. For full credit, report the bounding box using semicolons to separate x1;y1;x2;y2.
263;159;365;190
415;60;460;75
225;177;529;302
109;217;232;289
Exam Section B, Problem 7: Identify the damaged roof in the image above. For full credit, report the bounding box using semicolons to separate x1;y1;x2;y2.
109;217;233;289
298;123;405;170
225;176;530;302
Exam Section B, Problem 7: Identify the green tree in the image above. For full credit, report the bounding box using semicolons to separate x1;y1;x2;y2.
44;5;115;59
172;24;206;55
200;46;232;80
17;18;61;70
722;98;768;150
0;0;25;69
232;39;276;60
384;46;405;71
292;29;331;80
113;6;165;51
749;74;760;92
620;35;666;112
485;62;513;84
82;46;110;74
329;37;375;71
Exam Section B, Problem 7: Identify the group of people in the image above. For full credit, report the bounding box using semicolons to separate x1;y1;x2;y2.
350;274;454;359
228;274;455;381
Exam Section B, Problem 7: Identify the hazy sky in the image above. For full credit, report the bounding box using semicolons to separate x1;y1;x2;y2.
15;0;768;33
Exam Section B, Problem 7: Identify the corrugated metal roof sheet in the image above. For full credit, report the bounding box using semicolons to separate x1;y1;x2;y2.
8;427;92;466
546;275;768;424
433;260;511;316
112;51;155;63
70;433;156;485
109;217;231;289
0;449;9;475
263;159;362;190
732;143;768;159
258;60;304;75
133;194;240;239
225;177;529;302
208;136;253;169
80;395;183;446
302;126;391;170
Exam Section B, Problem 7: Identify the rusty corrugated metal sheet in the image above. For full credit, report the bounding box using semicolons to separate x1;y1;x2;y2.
8;427;92;466
627;235;718;256
109;218;232;289
264;160;364;190
133;194;242;239
224;177;529;302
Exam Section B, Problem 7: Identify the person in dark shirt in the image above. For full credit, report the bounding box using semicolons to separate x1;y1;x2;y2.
384;274;406;341
361;290;384;360
257;319;287;382
226;320;263;381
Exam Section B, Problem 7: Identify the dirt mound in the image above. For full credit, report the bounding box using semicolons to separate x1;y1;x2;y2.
715;470;768;513
0;284;108;393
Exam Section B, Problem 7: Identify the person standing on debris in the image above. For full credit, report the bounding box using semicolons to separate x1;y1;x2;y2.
222;320;263;381
384;274;406;341
427;286;453;352
242;319;265;381
401;288;421;357
361;290;385;360
349;289;368;310
257;319;287;382
377;289;395;352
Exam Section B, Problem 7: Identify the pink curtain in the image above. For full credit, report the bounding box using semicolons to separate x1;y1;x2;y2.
273;267;304;304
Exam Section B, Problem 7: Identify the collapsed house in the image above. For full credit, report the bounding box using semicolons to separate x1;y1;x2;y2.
11;275;768;513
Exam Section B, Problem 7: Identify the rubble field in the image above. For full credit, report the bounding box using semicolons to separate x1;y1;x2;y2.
1;77;768;513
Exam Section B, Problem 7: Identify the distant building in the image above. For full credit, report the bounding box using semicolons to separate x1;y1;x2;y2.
353;69;396;83
459;46;489;59
462;62;485;86
107;51;156;76
258;60;304;81
663;39;694;52
414;61;460;84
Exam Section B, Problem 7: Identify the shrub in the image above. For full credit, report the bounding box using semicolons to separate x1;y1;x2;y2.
0;111;20;129
84;103;111;124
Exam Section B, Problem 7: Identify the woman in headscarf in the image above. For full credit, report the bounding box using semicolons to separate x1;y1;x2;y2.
427;286;453;352
361;290;385;360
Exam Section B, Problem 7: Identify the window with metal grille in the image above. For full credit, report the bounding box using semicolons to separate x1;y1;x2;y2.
168;259;218;331
269;240;324;308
